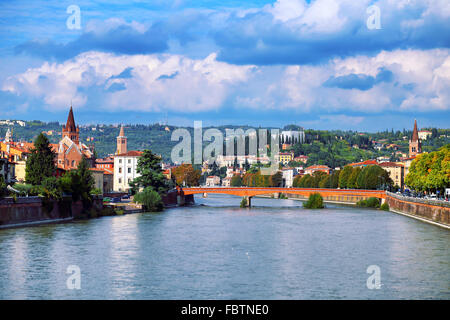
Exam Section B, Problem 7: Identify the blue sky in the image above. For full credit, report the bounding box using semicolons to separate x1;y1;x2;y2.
0;0;449;131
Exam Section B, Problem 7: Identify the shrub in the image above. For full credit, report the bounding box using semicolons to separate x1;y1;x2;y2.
134;187;164;212
91;188;102;195
12;183;33;196
356;197;380;208
240;197;248;208
303;193;324;209
380;203;390;211
0;175;8;198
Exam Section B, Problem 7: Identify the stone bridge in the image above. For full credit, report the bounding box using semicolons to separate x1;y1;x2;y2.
178;187;386;207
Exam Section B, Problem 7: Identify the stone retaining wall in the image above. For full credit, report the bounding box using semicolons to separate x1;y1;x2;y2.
386;192;449;228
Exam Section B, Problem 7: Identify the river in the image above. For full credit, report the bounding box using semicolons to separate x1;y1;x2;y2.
0;194;448;299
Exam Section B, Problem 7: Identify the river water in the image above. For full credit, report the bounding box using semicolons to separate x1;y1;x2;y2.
0;194;448;299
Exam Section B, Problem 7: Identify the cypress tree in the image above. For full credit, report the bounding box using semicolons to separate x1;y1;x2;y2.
25;133;56;185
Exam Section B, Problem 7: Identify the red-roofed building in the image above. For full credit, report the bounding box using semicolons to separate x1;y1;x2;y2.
347;159;378;168
304;165;332;175
379;162;404;189
95;157;114;170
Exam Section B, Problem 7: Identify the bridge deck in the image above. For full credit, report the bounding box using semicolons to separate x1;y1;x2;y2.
180;187;386;199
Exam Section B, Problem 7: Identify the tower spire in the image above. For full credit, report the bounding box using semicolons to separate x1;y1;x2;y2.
116;125;127;155
409;119;421;157
411;119;419;142
66;105;76;132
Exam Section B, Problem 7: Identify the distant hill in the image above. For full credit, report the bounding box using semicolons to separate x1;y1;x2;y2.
0;120;448;166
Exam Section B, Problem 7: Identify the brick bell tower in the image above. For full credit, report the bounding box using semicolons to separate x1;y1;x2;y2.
409;119;422;157
116;125;127;155
62;105;79;145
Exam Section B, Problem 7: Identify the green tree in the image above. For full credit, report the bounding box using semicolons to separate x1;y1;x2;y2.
0;175;7;198
25;133;56;185
303;193;324;209
172;164;201;186
329;171;340;188
129;150;170;195
405;144;450;193
312;171;327;187
339;166;353;189
319;174;330;188
59;157;94;205
348;167;362;189
357;165;393;190
134;187;164;212
231;174;243;187
270;171;283;187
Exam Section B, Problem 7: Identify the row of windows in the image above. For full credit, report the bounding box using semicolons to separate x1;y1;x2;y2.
118;167;133;174
58;159;76;166
118;159;133;164
117;178;132;184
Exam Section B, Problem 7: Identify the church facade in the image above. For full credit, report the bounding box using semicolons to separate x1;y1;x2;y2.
57;107;94;170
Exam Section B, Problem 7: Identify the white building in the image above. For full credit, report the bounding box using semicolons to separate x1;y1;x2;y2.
418;130;432;140
281;168;297;188
113;151;143;192
205;175;220;187
215;154;270;168
222;177;232;187
112;126;143;192
281;129;305;144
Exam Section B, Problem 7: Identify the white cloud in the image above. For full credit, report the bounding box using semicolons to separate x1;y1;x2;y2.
3;51;253;112
3;49;449;115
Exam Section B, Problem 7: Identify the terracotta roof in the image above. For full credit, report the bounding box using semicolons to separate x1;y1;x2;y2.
348;159;378;167
115;150;143;157
305;165;331;170
379;162;403;167
96;157;114;163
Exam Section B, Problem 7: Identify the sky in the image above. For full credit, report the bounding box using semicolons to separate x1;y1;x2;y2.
0;0;449;131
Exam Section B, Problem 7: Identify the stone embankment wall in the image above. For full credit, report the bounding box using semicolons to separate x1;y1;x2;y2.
0;196;103;228
386;192;449;228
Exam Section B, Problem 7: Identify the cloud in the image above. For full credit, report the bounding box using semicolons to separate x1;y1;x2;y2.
323;68;394;90
214;0;450;65
234;49;450;112
15;23;169;61
3;51;253;113
3;49;449;116
11;0;450;67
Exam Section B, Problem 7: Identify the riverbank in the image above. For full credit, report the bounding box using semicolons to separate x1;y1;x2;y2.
386;192;450;229
0;196;104;229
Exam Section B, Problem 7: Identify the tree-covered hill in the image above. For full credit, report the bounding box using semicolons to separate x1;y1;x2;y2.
0;120;448;166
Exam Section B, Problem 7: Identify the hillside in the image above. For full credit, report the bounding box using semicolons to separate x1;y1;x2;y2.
0;120;449;166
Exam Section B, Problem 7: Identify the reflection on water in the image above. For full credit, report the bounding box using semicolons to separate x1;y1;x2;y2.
0;194;448;299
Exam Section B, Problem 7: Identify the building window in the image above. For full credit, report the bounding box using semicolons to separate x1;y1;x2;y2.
118;178;122;184
128;168;131;174
128;159;131;164
118;167;122;173
119;159;122;164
